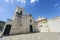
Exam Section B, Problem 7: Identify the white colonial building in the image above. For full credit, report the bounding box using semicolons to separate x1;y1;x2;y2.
47;16;60;32
36;16;50;32
2;6;39;36
1;6;60;37
36;16;60;32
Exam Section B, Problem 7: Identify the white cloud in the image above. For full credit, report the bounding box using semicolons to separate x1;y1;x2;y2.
59;7;60;9
54;3;58;7
11;0;14;3
5;0;26;7
54;3;60;9
30;0;39;3
5;0;26;4
5;0;13;3
5;0;9;3
17;0;26;7
21;0;25;3
17;0;20;2
17;0;26;4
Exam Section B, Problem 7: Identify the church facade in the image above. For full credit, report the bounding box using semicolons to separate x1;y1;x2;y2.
2;7;38;36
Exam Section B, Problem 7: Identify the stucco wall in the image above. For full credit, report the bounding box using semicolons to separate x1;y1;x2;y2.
48;17;60;32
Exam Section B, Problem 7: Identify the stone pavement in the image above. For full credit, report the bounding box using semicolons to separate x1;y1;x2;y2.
0;32;60;40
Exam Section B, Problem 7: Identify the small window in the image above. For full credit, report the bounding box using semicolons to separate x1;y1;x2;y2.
16;12;20;15
20;11;22;15
30;19;32;22
16;11;23;15
30;14;32;16
20;11;22;13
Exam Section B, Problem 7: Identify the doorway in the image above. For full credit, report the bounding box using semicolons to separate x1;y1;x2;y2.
30;25;33;33
3;25;11;36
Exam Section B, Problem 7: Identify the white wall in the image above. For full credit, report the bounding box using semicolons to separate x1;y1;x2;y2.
48;17;60;32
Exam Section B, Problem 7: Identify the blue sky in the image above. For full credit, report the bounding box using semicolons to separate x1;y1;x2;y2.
0;0;60;21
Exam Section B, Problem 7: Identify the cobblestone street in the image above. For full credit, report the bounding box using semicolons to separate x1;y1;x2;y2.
0;32;60;40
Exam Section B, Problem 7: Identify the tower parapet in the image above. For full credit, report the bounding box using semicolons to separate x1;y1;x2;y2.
12;6;25;20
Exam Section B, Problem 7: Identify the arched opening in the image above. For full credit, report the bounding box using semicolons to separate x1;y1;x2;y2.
30;25;33;33
20;11;23;15
3;25;11;36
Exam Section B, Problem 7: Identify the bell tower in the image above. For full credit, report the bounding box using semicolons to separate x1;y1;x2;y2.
16;6;24;15
12;6;25;20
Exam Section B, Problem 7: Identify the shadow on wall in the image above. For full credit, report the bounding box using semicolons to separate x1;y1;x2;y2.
0;21;5;31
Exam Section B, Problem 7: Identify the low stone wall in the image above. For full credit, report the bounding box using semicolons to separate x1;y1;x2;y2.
0;32;60;40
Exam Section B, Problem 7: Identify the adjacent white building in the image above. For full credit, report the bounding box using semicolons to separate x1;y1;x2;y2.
36;16;60;32
36;16;50;32
47;17;60;32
